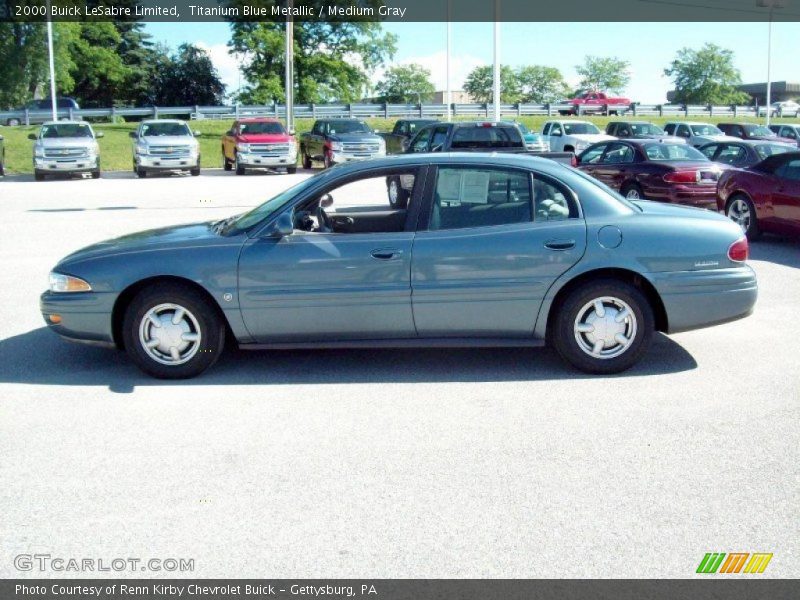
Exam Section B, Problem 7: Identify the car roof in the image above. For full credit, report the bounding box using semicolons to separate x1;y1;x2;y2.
614;138;686;146
667;121;715;126
140;119;187;124
609;121;653;124
701;138;789;147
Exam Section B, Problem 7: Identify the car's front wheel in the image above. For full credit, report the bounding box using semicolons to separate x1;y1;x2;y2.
552;279;654;374
726;194;760;240
122;283;225;379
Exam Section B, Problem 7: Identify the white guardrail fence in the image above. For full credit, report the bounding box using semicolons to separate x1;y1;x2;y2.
1;102;792;126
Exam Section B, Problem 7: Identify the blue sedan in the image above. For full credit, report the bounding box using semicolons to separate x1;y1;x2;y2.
41;154;757;378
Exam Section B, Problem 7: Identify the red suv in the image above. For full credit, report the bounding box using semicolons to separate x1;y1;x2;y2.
221;118;297;175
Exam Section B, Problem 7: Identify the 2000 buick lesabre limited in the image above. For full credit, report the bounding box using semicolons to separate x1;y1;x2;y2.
40;154;757;379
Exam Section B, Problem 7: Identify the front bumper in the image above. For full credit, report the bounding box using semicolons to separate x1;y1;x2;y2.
35;156;98;173
330;151;386;164
40;290;116;347
136;154;199;170
237;152;296;168
650;266;758;334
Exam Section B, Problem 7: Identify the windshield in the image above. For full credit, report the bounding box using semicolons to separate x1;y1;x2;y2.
329;121;371;134
745;126;775;138
141;122;192;137
563;123;601;135
226;175;324;234
643;143;708;161
755;144;793;160
239;121;285;135
40;124;92;139
630;123;664;136
690;124;723;136
564;164;640;211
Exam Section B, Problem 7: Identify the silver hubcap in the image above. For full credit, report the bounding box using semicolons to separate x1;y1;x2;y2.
138;303;202;366
625;188;641;199
389;180;398;204
728;198;751;233
574;296;637;360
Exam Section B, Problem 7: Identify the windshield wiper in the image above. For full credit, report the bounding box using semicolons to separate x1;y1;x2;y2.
212;215;239;235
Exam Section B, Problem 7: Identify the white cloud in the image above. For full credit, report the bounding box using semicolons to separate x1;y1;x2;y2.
194;41;246;99
372;51;484;92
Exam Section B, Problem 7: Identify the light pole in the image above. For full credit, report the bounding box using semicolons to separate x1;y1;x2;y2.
285;0;294;132
45;0;57;121
492;0;501;122
757;0;785;126
446;0;451;122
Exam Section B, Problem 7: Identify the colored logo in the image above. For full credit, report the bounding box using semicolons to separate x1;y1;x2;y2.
697;552;773;574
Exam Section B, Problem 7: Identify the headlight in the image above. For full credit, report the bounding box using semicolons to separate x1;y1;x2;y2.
34;145;45;158
288;144;297;156
49;272;92;293
87;144;99;156
136;143;148;156
330;141;343;151
189;144;200;156
236;143;251;153
377;138;386;152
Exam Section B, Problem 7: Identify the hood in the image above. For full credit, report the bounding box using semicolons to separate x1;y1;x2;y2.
58;221;225;265
39;138;97;148
328;132;381;142
635;134;686;143
695;134;740;143
747;135;796;145
138;135;198;146
237;133;293;143
572;133;615;142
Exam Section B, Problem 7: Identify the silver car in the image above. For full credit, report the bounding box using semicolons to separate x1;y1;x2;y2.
130;119;201;177
40;154;757;379
29;121;102;181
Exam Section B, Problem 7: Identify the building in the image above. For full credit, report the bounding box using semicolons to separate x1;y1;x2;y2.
432;90;475;104
667;81;799;105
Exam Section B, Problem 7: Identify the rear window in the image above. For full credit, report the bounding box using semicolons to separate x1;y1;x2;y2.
690;124;723;136
643;143;707;161
450;125;523;149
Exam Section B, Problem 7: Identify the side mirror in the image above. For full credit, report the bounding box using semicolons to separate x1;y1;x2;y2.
193;130;202;137
28;133;37;140
129;131;138;139
95;131;104;138
268;212;294;238
319;193;334;209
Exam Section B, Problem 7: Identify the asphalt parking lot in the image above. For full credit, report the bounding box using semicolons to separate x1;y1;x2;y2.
0;169;798;578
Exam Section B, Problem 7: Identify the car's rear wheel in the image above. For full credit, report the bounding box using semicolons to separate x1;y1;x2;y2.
726;194;760;240
122;283;225;379
621;182;644;200
387;176;409;208
552;279;654;374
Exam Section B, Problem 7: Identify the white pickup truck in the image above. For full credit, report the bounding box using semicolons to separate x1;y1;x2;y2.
542;120;615;154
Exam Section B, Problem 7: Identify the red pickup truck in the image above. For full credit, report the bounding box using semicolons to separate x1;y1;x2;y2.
221;118;297;175
560;91;631;116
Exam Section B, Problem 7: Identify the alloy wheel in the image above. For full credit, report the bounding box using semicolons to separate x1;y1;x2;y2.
138;303;202;366
727;198;751;233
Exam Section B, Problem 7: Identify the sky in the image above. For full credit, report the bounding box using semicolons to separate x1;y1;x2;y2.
145;21;800;103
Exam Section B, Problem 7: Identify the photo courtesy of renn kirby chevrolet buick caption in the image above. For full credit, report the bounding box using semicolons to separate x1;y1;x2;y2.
41;153;757;379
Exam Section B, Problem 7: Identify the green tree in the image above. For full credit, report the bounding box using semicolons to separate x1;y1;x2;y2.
516;65;570;104
375;64;435;103
664;43;750;105
152;44;226;106
462;65;521;104
575;56;630;94
68;23;129;108
228;2;396;104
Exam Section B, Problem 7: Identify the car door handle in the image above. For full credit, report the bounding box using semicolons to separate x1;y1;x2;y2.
544;239;576;251
370;248;403;260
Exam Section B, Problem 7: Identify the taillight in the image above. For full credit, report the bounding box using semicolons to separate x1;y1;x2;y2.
663;170;700;183
728;237;749;262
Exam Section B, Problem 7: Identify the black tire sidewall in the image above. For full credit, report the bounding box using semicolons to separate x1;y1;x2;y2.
122;284;225;379
553;279;654;375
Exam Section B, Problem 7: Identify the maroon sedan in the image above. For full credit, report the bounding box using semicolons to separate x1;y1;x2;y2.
717;151;800;238
577;140;727;209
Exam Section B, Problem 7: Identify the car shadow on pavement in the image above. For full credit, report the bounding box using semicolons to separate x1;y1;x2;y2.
0;327;697;393
749;236;800;269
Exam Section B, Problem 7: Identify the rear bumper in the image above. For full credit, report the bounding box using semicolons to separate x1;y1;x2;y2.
646;184;719;209
40;290;116;347
650;266;758;333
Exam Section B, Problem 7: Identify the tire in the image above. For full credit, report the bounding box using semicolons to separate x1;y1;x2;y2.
287;166;297;174
91;169;101;179
0;155;4;177
551;278;654;375
726;194;761;240
222;149;232;171
34;170;45;181
620;182;644;200
137;167;147;178
190;166;201;177
235;153;245;175
302;148;312;169
387;176;409;209
122;283;225;379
